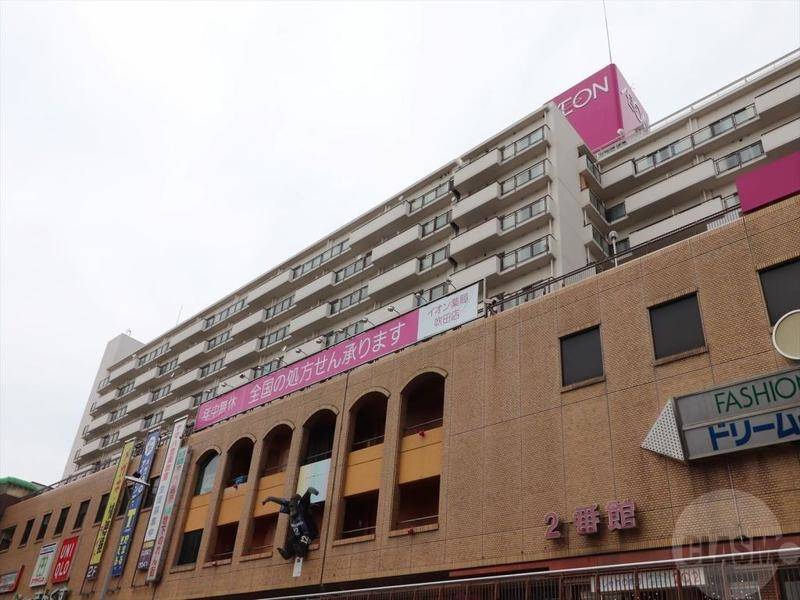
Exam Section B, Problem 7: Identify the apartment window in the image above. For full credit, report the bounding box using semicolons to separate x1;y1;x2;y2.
259;326;289;349
199;358;224;378
143;411;164;430
649;294;706;360
137;342;169;367
0;526;15;551
407;181;451;213
101;431;119;448
109;405;127;422
192;387;218;407
759;259;800;325
116;380;135;398
253;358;282;379
292;240;349;278
418;246;449;272
206;329;231;351
53;506;70;536
330;286;368;315
117;486;132;517
150;384;171;402
204;298;246;329
415;282;449;306
157;357;178;375
176;530;203;565
194;453;220;496
420;211;450;238
73;500;90;530
97;376;110;391
334;254;372;283
19;519;34;546
560;327;604;386
143;477;160;509
500;196;547;231
325;320;366;347
605;202;626;222
501;126;545;161
36;513;51;541
614;237;631;253
265;294;293;319
715;142;763;174
500;160;546;195
94;493;110;523
500;237;549;270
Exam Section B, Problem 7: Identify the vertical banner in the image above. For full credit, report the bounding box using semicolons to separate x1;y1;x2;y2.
146;446;190;583
51;535;80;584
110;430;160;577
85;439;135;581
137;417;187;571
30;543;58;587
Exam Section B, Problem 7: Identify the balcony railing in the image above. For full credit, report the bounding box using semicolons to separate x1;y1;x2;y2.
715;141;764;174
500;160;548;196
499;236;550;271
500;126;545;161
584;156;602;182
500;196;548;231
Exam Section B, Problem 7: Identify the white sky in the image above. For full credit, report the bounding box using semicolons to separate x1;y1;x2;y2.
1;1;798;485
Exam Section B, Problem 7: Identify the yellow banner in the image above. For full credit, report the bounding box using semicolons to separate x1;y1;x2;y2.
85;439;135;579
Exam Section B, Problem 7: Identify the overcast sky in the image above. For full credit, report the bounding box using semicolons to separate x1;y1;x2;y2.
1;1;798;485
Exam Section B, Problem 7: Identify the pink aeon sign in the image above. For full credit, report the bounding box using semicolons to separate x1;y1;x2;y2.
736;151;800;213
552;64;649;152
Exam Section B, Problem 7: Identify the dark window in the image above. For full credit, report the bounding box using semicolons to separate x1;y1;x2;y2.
340;491;379;539
73;500;90;530
53;506;70;536
94;493;110;524
649;294;706;360
19;519;34;546
0;526;15;551
560;327;604;386
177;529;203;565
117;486;132;516
36;513;51;540
143;477;160;509
759;259;800;325
605;202;626;222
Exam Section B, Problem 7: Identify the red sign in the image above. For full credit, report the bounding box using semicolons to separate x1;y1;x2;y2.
51;536;80;584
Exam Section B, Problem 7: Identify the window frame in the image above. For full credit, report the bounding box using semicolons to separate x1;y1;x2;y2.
758;258;800;326
560;326;605;387
648;293;707;361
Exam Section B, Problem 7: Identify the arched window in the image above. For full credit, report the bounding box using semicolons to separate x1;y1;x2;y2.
211;438;255;561
194;451;220;496
393;372;445;531
225;438;254;487
339;392;388;539
296;410;338;540
177;450;219;566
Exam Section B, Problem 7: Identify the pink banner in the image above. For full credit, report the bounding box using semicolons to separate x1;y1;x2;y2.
195;310;420;430
737;151;800;213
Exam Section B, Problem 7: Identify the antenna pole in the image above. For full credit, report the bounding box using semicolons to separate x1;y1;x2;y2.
602;0;613;64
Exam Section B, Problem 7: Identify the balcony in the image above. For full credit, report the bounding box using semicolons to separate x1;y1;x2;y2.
107;357;136;387
598;159;635;192
247;270;294;307
629;197;727;247
135;367;157;389
450;196;550;262
454;149;502;193
169;369;199;394
761;117;800;155
169;319;204;349
118;420;141;441
367;258;419;301
163;397;193;421
224;338;260;370
397;427;442;484
625;159;717;217
79;437;103;459
451;182;500;227
343;443;383;497
450;255;500;290
127;392;152;416
94;389;117;412
294;272;335;308
231;311;265;338
289;304;330;337
582;224;610;262
755;75;800;120
349;203;408;252
85;414;109;437
495;236;554;283
580;155;603;194
178;341;207;369
372;222;450;268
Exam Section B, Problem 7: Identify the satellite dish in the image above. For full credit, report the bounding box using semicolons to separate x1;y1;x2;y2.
772;309;800;361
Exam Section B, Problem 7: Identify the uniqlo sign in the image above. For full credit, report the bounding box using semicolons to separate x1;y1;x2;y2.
51;535;80;584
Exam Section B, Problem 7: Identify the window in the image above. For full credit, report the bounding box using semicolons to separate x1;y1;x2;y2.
330;286;368;315
649;294;706;360
143;477;160;509
19;519;34;546
415;282;449;306
101;431;119;448
407;181;451;213
500;196;547;231
500;160;546;195
324;320;366;347
605;202;626;222
53;506;70;536
614;237;631;253
116;380;135;398
194;453;220;495
204;298;246;329
259;326;289;349
501;126;545;161
36;513;51;541
97;376;110;390
759;259;800;325
500;237;549;270
292;240;349;278
334;254;372;283
265;294;293;319
109;405;127;422
157;357;178;375
418;246;449;271
176;529;203;565
420;211;450;237
136;342;169;367
560;327;604;386
252;359;282;379
151;384;171;402
0;526;15;551
94;493;110;524
715;142;763;174
199;358;224;378
117;486;132;517
73;500;90;530
206;329;231;350
143;411;163;430
192;387;218;407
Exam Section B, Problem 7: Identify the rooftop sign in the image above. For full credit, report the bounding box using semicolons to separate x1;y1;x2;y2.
552;64;649;152
195;283;481;430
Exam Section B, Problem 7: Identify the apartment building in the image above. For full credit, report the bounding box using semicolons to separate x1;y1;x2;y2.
64;49;800;488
